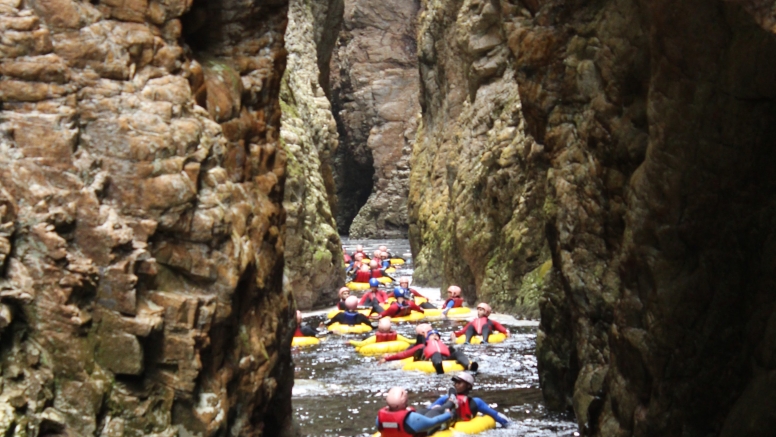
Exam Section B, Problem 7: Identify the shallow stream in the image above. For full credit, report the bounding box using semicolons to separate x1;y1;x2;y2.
293;239;577;436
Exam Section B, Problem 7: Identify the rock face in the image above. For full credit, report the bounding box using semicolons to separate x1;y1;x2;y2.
411;0;776;435
330;0;420;238
281;0;344;310
0;0;295;434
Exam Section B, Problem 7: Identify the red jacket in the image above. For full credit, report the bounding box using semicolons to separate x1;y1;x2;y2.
454;317;507;337
423;339;450;359
359;289;388;305
443;297;464;308
376;331;398;342
371;269;383;278
377;407;416;437
354;270;372;283
294;326;303;337
379;301;424;318
384;343;424;361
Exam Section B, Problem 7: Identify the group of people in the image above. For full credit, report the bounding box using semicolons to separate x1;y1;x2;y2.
294;244;513;435
345;245;396;283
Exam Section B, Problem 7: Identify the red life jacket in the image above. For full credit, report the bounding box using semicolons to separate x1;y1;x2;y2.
443;297;464;308
423;339;450;359
472;316;490;334
455;395;473;421
354;270;372;282
377;407;416;437
376;331;398;342
371;269;383;278
294;326;303;337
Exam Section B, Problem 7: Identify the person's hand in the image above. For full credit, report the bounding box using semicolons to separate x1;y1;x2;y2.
505;330;511;337
450;333;456;342
318;322;325;328
378;358;386;364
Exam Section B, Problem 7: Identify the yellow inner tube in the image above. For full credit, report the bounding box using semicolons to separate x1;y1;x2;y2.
356;340;412;356
389;258;405;265
346;282;371;290
423;307;471;318
454;332;507;344
291;336;320;347
430;415;497;436
327;322;372;334
376;276;393;284
385;267;396;274
400;357;465;373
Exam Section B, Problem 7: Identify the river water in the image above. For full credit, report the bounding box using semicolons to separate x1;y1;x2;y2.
293;239;577;436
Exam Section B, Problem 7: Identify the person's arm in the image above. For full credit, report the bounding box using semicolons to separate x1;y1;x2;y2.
359;294;369;305
377;291;388;303
404;411;453;434
324;313;343;326
489;320;509;335
444;300;456;309
356;313;374;327
383;344;423;361
409;288;427;299
472;398;509;426
453;321;473;337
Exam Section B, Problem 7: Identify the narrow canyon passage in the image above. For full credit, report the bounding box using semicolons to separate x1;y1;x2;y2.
292;240;577;437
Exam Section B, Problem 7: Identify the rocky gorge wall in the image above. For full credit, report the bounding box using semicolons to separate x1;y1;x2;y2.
280;0;344;310
0;0;296;434
329;0;420;238
411;0;776;436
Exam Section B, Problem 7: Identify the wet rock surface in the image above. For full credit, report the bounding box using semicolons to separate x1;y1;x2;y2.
329;0;420;238
281;0;345;310
410;0;776;435
0;0;294;434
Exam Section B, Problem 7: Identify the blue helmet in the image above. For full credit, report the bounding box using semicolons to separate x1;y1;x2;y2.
426;329;441;341
369;278;380;288
393;288;412;300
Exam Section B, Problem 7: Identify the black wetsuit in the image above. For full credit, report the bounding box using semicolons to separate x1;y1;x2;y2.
325;311;373;327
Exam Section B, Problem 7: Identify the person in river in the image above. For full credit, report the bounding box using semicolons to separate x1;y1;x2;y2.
396;277;437;309
294;310;318;337
377;289;424;319
324;296;374;328
336;287;350;310
376;387;456;437
441;285;465;317
359;279;389;314
428;372;511;428
350;318;415;348
351;244;366;259
343;245;353;265
352;264;373;283
380;251;392;269
378;329;478;374
369;260;384;279
413;323;433;345
451;303;509;344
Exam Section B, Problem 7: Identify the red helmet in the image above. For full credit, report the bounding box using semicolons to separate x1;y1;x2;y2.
476;303;492;316
345;296;359;310
338;287;350;299
378;318;392;332
447;285;462;298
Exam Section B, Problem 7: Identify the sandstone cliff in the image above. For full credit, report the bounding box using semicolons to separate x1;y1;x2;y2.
330;0;420;238
281;0;344;310
0;0;294;434
411;0;776;435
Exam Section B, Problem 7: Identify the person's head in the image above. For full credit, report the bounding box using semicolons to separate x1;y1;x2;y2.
399;276;410;287
386;387;408;411
360;264;370;272
380;251;389;260
476;303;492;317
345;295;359;310
415;323;432;337
369;260;378;269
379;245;388;252
378;317;392;333
338;287;350;299
356;245;363;252
451;372;474;394
369;278;380;289
373;250;382;258
447;285;462;298
296;310;302;324
355;253;364;261
426;329;441;342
